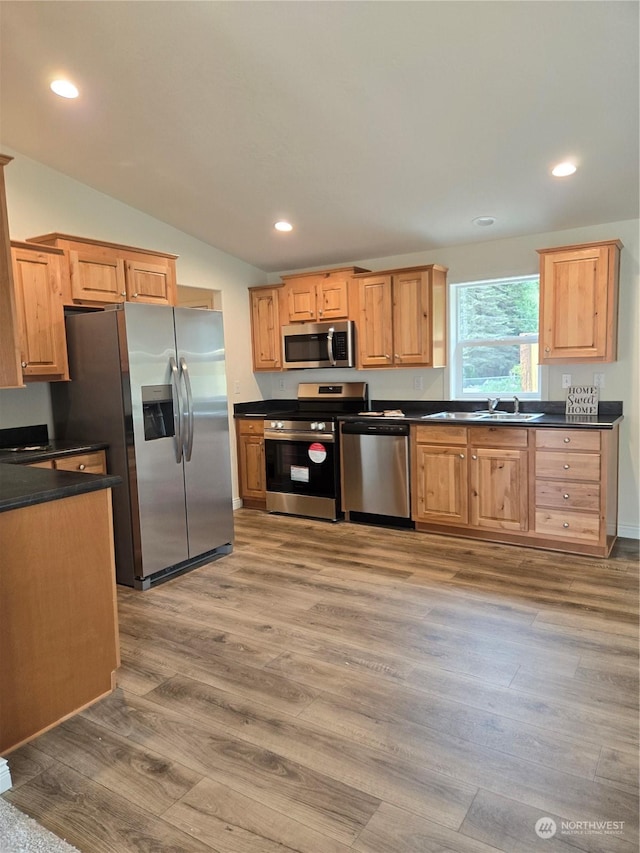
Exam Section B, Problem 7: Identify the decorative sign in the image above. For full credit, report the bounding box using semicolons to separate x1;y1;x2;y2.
290;465;309;483
565;385;599;416
308;442;327;463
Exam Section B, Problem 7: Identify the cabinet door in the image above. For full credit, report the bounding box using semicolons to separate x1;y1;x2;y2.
125;259;176;305
286;275;321;322
318;273;349;320
250;287;281;370
11;246;69;380
393;270;431;365
412;443;468;525
69;248;127;303
357;275;394;367
539;243;617;363
469;447;529;531
239;434;265;499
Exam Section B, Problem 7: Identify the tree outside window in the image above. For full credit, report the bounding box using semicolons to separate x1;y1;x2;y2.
451;276;540;399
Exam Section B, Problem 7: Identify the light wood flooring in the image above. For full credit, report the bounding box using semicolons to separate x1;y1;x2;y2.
4;509;639;852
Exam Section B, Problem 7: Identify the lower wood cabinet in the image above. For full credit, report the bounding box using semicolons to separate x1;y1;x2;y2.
236;419;266;509
28;450;106;475
412;423;618;557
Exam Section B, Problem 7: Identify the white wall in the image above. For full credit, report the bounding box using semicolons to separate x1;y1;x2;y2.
2;149;637;537
0;148;267;499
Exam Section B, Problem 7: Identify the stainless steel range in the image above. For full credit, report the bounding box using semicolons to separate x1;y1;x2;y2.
264;382;368;520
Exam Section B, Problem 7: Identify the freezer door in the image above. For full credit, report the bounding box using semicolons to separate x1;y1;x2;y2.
125;303;189;577
174;307;234;556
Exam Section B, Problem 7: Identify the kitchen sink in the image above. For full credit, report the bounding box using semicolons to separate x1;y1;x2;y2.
421;411;544;422
421;411;491;420
482;412;544;421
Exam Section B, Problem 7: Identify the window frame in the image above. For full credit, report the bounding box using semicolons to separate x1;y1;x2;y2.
447;274;545;401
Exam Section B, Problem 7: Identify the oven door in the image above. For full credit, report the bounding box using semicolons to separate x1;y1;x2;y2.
264;430;339;519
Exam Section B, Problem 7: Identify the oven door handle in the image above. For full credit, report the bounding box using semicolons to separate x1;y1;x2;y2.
326;327;337;366
264;431;335;443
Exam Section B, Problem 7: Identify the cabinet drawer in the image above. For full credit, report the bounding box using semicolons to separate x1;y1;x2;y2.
535;451;600;481
535;509;600;542
535;429;601;451
54;451;106;474
535;480;600;511
413;424;467;445
238;418;265;436
27;460;55;469
469;426;528;448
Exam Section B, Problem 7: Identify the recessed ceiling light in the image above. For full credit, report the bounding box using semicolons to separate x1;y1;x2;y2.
50;79;79;99
472;216;496;227
274;221;293;232
551;161;577;177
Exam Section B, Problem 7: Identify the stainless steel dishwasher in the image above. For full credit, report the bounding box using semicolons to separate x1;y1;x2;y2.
340;420;412;524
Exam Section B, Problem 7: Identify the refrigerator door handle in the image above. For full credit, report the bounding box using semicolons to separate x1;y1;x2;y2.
169;356;183;463
180;356;195;462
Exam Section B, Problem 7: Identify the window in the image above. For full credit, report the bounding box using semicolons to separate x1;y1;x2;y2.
449;275;541;399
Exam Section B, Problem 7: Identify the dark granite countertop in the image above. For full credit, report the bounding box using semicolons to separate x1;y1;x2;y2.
0;438;120;514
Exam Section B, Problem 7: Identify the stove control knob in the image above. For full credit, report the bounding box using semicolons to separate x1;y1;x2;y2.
317;422;326;431
270;421;277;429
277;422;284;429
311;422;318;430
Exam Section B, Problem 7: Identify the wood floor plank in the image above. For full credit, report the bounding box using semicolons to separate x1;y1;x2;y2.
81;688;381;846
595;747;639;793
5;762;220;853
460;787;637;852
27;714;203;816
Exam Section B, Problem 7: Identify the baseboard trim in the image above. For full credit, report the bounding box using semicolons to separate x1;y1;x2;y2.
233;497;243;510
617;525;640;540
0;758;12;793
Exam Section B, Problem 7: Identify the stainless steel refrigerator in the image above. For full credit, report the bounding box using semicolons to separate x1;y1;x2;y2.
53;302;234;589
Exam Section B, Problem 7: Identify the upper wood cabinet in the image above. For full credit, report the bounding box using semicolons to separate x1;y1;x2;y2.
537;239;622;364
11;241;69;382
352;265;448;368
0;154;23;388
26;233;178;308
281;267;368;323
249;285;282;371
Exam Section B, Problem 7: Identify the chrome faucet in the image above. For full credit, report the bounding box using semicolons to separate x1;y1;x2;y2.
513;395;520;415
487;397;500;413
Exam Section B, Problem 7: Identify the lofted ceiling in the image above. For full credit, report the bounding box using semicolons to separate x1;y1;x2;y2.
0;1;638;273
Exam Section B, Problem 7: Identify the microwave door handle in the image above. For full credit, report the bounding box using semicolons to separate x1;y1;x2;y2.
327;327;337;366
179;357;195;462
169;357;183;463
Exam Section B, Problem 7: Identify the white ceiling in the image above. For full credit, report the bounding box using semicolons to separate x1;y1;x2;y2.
0;1;638;273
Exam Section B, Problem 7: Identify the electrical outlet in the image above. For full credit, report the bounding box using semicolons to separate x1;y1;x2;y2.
594;372;605;388
278;378;286;391
413;375;424;392
562;374;572;389
233;380;241;395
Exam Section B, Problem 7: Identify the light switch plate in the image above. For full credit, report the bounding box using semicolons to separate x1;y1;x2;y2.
562;374;572;388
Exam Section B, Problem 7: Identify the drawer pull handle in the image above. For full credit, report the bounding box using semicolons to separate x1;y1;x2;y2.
563;464;570;469
563;522;570;528
563;437;571;443
78;464;86;471
563;493;570;500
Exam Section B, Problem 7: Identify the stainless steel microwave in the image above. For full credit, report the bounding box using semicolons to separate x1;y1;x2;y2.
282;320;355;369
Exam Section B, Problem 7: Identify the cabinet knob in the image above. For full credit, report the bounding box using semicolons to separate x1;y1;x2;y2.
563;522;570;528
563;464;570;469
385;354;390;360
459;453;465;459
21;361;27;368
121;291;126;297
132;292;138;298
544;346;550;353
471;455;477;460
78;464;86;471
395;354;400;360
563;437;571;443
563;493;570;500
